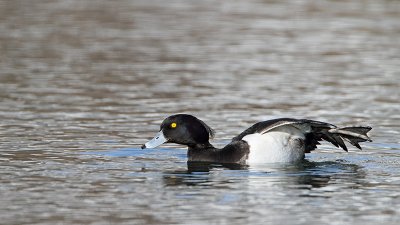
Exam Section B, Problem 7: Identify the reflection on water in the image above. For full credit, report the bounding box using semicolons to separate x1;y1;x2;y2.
186;162;249;172
1;0;400;224
162;160;362;190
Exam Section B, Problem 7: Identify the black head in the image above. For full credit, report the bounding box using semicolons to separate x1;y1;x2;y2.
142;114;215;149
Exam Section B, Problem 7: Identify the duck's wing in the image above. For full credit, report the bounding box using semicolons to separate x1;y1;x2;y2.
233;118;372;152
232;118;314;141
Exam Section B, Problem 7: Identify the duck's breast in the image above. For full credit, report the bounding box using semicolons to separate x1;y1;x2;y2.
242;126;306;164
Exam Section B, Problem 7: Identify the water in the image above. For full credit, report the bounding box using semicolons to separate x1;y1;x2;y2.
1;0;400;224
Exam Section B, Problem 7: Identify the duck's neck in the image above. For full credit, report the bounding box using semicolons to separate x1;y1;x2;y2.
187;142;218;162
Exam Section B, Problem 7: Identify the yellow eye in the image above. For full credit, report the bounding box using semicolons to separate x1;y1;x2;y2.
171;122;177;128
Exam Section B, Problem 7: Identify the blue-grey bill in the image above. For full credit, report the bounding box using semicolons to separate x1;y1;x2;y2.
141;131;167;149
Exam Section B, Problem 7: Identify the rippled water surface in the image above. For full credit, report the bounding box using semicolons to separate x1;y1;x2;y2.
1;0;400;224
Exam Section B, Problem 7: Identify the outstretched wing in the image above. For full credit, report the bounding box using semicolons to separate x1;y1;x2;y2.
232;118;303;141
233;118;371;152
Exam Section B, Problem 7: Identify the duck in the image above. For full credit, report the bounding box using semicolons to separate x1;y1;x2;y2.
141;114;372;164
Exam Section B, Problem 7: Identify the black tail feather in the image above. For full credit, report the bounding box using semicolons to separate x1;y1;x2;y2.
322;126;372;151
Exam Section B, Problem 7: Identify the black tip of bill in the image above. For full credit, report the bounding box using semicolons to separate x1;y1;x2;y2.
141;144;146;149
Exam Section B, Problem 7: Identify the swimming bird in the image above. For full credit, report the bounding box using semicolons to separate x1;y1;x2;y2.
141;114;372;164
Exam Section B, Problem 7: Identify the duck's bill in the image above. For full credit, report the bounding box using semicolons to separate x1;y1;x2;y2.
141;131;167;149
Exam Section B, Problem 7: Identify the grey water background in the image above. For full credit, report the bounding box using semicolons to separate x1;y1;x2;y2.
1;0;400;224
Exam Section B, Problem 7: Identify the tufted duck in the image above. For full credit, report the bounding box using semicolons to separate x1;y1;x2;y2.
141;114;372;164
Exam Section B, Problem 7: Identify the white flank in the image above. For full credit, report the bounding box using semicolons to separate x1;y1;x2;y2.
242;126;306;164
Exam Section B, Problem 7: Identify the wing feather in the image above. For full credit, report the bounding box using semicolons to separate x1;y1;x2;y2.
233;118;371;152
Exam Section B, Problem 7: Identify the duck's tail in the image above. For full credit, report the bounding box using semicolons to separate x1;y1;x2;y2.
322;126;372;151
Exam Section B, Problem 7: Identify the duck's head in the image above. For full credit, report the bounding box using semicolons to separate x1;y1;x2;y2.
141;114;215;149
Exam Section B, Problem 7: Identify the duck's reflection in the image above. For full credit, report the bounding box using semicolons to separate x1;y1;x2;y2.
162;160;364;189
187;161;248;172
